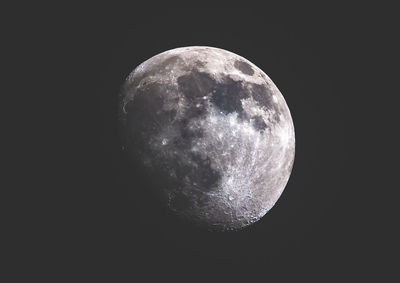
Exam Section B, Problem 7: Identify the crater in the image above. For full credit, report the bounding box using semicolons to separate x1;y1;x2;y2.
234;60;254;75
251;115;267;131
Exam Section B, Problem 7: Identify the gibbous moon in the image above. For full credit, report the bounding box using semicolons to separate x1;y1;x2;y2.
120;46;295;231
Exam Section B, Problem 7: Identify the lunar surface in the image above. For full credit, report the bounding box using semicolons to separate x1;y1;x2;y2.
119;46;295;231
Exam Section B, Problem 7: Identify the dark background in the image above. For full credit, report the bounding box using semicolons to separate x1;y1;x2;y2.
13;2;396;282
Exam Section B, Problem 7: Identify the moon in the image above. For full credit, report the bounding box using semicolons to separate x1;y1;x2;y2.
120;46;295;231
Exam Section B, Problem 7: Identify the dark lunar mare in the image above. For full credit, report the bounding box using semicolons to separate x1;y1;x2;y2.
176;68;282;128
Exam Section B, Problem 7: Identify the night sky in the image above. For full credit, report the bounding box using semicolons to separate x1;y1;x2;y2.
19;2;395;281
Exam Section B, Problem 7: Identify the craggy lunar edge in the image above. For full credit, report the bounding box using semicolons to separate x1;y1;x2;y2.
119;46;295;231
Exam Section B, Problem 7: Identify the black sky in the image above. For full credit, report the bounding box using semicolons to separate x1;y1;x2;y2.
14;2;396;282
